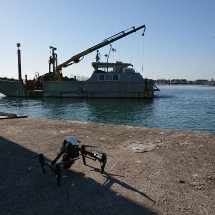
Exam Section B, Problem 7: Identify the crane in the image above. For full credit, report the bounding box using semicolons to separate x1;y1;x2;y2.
51;24;146;80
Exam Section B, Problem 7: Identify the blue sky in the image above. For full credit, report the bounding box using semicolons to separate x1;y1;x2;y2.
0;0;214;80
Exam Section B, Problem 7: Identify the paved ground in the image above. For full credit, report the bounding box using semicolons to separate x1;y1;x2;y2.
0;118;214;215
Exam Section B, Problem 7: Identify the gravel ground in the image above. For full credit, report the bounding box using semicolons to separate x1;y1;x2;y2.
0;118;214;215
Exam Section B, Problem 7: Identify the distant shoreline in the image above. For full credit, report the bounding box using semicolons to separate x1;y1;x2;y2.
155;79;214;86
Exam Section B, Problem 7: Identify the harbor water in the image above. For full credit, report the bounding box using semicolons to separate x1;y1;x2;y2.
0;85;214;133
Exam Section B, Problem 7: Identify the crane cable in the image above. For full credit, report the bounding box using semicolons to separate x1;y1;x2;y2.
116;35;141;50
141;35;145;74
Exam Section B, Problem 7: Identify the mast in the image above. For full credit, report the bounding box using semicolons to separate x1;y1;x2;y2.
17;43;22;80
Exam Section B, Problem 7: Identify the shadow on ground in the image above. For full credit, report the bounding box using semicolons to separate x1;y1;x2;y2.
0;136;158;215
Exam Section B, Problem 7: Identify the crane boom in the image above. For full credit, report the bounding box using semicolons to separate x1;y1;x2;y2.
56;24;146;71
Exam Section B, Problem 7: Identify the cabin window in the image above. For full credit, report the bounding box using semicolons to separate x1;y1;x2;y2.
98;74;104;80
113;75;119;81
98;74;120;81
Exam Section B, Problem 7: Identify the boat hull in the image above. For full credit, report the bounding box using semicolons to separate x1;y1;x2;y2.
0;77;155;98
0;79;26;96
43;80;154;98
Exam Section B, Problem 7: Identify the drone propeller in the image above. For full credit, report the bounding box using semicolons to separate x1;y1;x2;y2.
93;149;114;158
23;153;42;162
93;149;105;154
93;149;105;156
23;147;58;162
82;144;98;148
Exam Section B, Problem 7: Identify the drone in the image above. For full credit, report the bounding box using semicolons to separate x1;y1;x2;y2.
25;136;107;186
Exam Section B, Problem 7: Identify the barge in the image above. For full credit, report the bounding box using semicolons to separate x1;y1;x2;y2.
0;24;159;98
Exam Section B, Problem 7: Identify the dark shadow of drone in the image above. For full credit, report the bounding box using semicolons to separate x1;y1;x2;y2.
86;164;156;204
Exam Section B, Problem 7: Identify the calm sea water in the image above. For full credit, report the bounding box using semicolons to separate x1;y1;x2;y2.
0;85;214;133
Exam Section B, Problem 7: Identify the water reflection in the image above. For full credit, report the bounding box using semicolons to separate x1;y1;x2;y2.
0;96;154;126
84;98;154;125
0;86;214;133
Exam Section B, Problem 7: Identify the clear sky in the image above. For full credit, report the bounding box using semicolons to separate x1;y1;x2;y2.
0;0;214;81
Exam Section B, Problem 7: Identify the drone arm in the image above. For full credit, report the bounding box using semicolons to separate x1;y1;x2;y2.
51;146;66;165
80;145;107;173
80;145;98;162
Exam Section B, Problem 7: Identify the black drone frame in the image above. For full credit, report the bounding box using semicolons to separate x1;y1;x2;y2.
27;136;107;186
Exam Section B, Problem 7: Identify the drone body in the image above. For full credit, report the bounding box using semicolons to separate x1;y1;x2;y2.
28;136;107;186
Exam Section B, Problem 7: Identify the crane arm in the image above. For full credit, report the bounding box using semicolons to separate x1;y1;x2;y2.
56;24;146;70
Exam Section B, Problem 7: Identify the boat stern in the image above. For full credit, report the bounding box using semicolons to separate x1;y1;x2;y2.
0;78;26;97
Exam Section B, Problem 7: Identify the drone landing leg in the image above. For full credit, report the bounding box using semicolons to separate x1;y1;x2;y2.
39;154;46;174
54;164;61;186
80;145;87;165
100;153;107;174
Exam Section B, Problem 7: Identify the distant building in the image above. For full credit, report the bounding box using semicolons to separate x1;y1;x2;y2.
155;79;171;85
170;79;188;85
154;78;212;85
195;80;208;85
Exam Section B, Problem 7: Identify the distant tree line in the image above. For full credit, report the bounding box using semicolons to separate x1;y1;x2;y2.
155;79;215;86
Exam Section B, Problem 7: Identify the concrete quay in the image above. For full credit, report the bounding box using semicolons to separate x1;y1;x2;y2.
0;118;214;215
